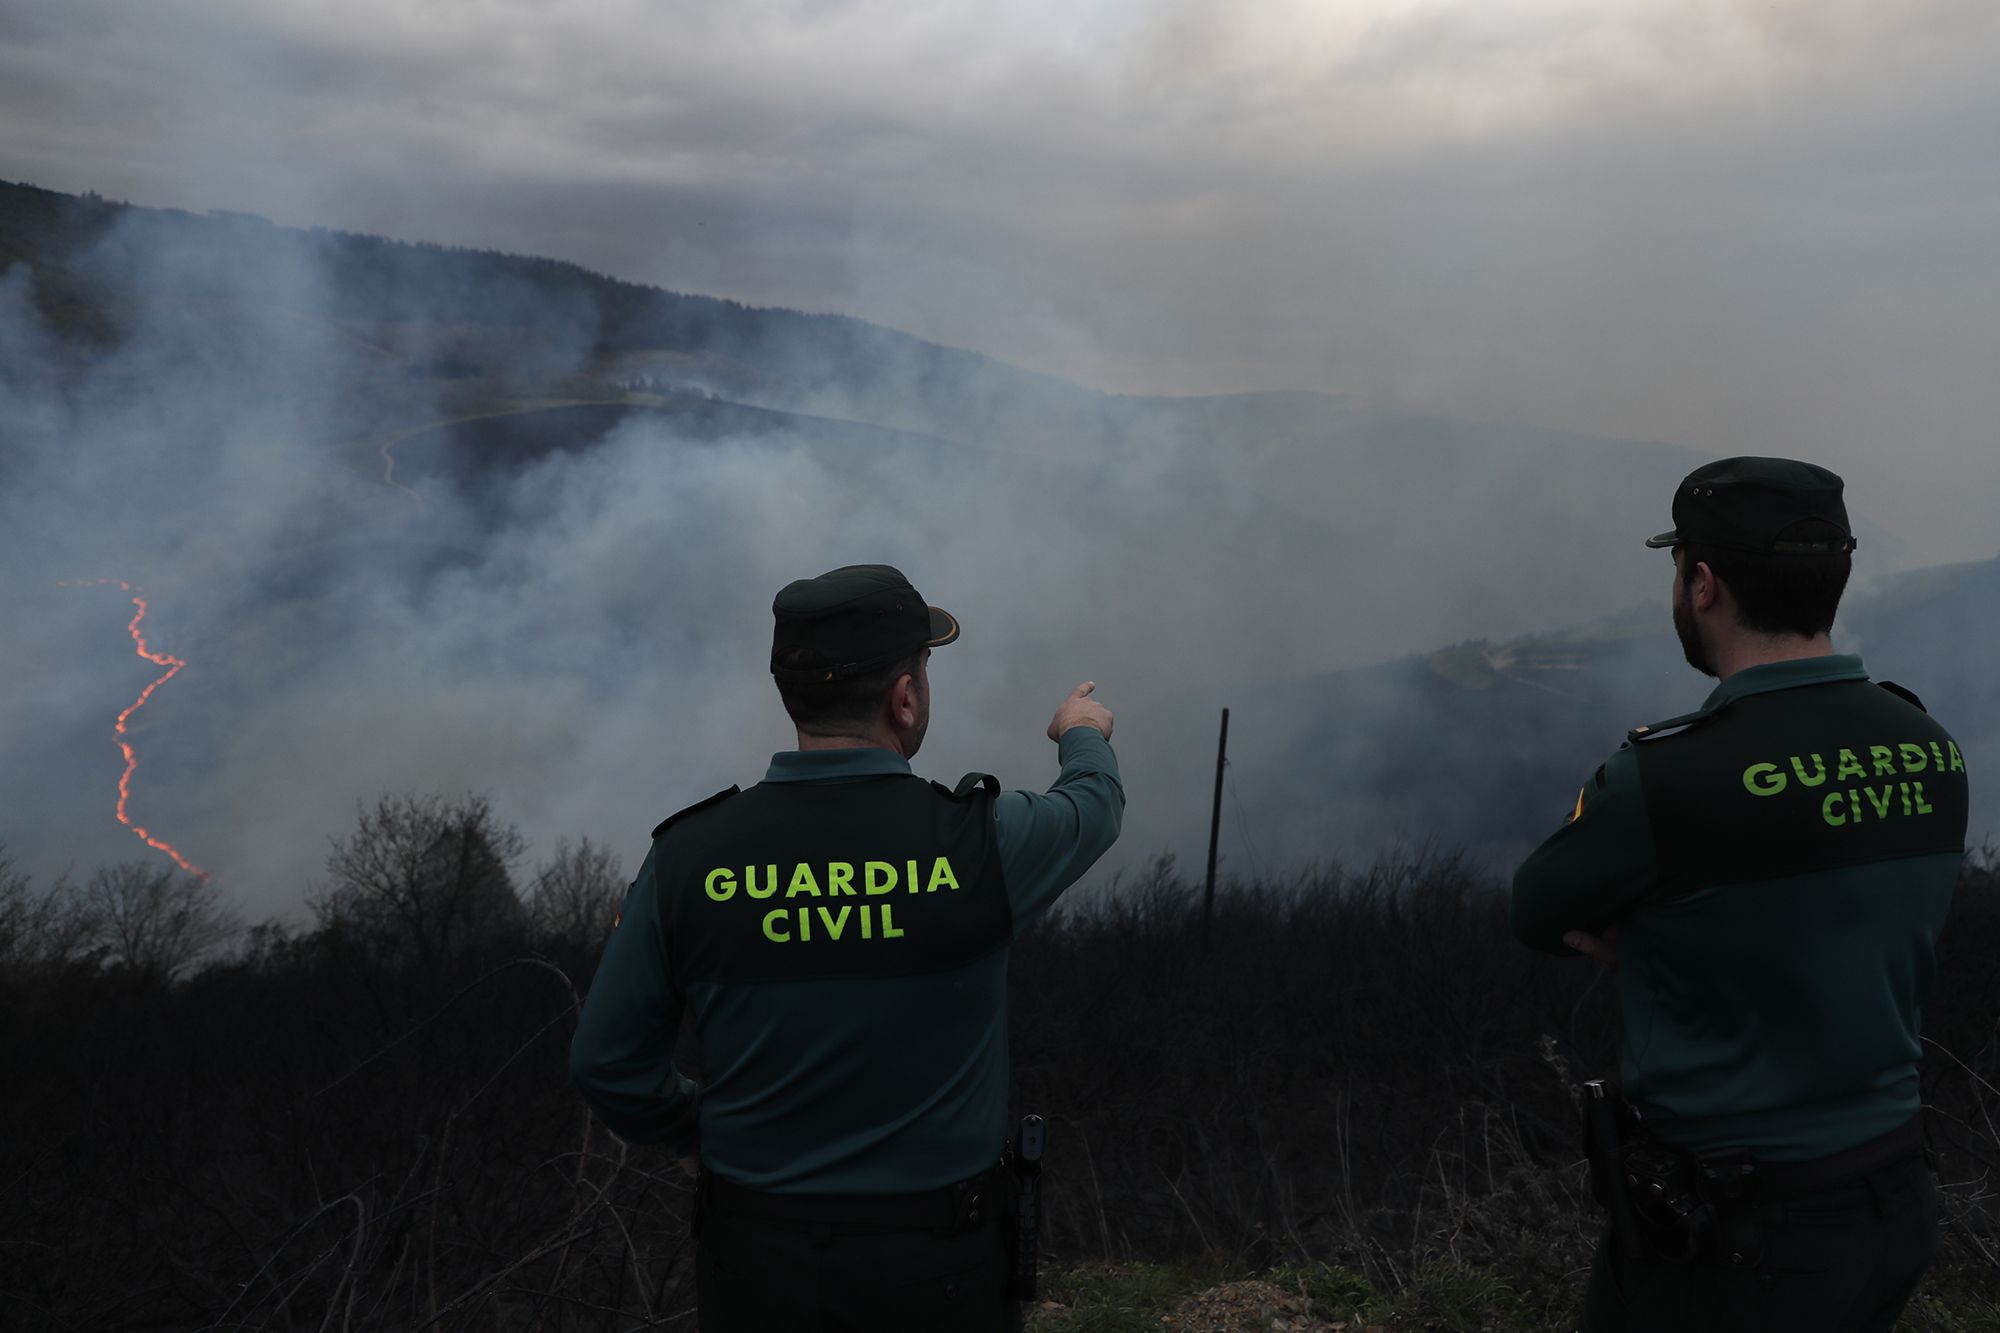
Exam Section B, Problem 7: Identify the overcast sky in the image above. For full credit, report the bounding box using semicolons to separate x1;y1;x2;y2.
4;0;1999;555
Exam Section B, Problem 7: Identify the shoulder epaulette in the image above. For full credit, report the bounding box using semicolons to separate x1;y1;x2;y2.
650;785;741;840
933;772;1000;801
1627;708;1713;744
1877;680;1928;713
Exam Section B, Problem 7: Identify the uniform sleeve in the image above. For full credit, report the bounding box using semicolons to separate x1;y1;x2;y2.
994;725;1126;932
1510;743;1660;955
569;845;702;1150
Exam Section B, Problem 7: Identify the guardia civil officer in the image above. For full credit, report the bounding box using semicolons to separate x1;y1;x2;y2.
570;564;1123;1332
1511;458;1969;1332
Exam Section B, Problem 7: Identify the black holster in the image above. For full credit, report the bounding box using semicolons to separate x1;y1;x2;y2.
1006;1114;1045;1302
1581;1082;1772;1268
1583;1080;1650;1259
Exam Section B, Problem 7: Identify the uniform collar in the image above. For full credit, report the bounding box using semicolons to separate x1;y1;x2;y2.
763;747;914;783
1700;653;1868;711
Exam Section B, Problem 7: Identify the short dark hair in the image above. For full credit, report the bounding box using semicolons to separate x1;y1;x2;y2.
773;649;923;735
1679;524;1851;638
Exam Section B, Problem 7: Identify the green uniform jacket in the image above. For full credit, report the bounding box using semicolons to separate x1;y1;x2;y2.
570;726;1124;1192
1512;655;1969;1161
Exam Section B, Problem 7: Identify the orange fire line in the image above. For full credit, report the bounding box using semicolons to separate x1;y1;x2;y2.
65;579;209;879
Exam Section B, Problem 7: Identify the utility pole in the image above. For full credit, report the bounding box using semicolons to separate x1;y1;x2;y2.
1203;707;1229;951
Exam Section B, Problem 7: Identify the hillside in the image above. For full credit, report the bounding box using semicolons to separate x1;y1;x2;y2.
0;178;1103;445
4;177;1981;891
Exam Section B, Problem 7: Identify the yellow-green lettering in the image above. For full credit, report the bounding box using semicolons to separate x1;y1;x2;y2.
1914;781;1935;815
861;904;874;939
787;863;822;898
745;865;778;900
798;906;811;941
1869;745;1897;778
828;862;856;896
819;905;852;939
1865;786;1892;819
762;908;790;942
927;857;960;892
1899;743;1929;774
1744;763;1787;796
864;862;897;895
1787;755;1826;788
704;867;737;902
905;859;920;894
1949;743;1965;772
1822;791;1846;826
880;902;905;939
1837;749;1866;781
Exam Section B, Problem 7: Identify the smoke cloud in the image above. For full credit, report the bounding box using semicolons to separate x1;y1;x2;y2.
3;1;1997;915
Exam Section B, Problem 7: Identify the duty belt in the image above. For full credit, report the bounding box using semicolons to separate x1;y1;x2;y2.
698;1165;1005;1238
1739;1115;1925;1202
1587;1084;1928;1267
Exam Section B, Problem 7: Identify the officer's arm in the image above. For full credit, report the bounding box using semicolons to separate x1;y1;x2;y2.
995;725;1126;932
1510;744;1659;955
569;846;701;1151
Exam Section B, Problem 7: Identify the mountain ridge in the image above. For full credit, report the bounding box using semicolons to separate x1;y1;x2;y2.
7;177;1985;884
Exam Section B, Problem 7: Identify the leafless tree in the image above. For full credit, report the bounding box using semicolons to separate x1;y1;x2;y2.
311;792;527;969
0;845;94;970
524;836;625;952
81;860;242;981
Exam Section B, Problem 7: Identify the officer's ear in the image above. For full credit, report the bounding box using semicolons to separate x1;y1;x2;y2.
1686;558;1723;613
887;670;921;729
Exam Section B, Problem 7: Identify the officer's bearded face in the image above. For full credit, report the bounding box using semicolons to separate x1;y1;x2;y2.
1672;554;1717;677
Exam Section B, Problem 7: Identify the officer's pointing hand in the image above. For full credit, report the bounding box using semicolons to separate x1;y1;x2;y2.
1564;927;1620;968
1048;680;1114;742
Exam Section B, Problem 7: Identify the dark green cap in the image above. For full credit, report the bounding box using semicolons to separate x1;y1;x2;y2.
770;564;960;684
1644;456;1856;555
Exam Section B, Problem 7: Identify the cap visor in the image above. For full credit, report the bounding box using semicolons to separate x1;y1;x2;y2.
1643;530;1680;549
926;606;960;647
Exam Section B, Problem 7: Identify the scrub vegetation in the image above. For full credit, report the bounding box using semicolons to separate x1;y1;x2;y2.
2;814;1996;1331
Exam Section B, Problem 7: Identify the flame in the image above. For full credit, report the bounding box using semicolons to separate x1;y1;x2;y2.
65;579;209;879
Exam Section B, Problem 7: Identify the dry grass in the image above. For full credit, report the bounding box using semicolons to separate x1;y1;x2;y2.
1;853;1995;1330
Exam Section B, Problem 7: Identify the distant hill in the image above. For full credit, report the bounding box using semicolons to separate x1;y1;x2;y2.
0;178;1103;443
19;178;1982;886
1;179;1735;663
